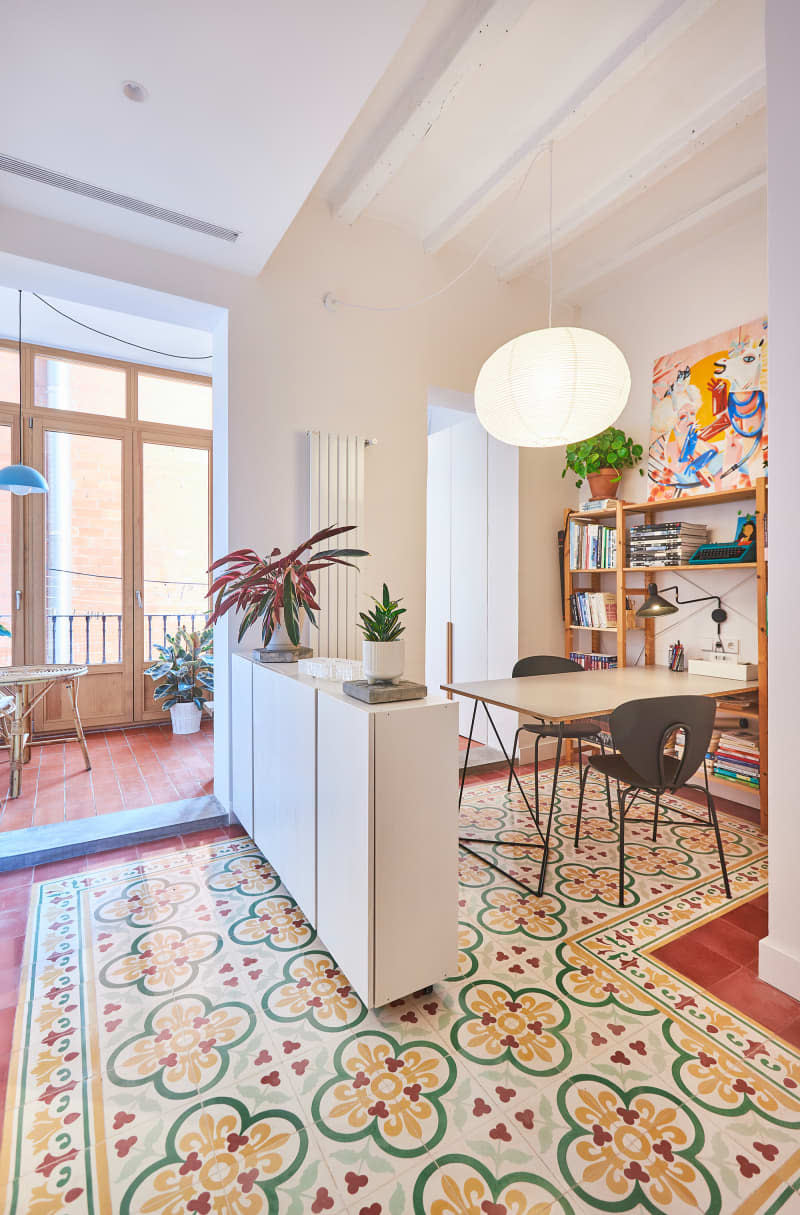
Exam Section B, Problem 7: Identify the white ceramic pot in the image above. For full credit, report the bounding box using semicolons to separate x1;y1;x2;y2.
362;638;405;685
170;702;202;735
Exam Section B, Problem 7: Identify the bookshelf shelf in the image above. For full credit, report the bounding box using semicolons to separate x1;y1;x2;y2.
563;476;768;831
622;562;757;572
569;567;617;574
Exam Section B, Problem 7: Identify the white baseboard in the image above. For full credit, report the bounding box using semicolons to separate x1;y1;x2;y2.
758;935;800;1001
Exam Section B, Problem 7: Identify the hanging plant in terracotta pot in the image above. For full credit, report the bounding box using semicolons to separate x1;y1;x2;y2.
207;524;368;660
562;425;644;498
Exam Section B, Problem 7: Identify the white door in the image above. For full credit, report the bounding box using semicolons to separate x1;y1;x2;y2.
425;426;452;704
450;418;488;741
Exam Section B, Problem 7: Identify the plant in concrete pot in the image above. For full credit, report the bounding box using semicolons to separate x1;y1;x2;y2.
562;425;644;497
207;524;368;658
146;625;213;734
358;584;406;685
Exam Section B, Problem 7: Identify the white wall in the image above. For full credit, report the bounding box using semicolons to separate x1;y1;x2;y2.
0;195;549;807
578;203;767;671
760;0;800;1000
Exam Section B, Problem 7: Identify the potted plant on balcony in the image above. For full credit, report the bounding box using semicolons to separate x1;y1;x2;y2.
562;425;644;497
145;625;213;734
207;524;368;658
357;584;406;685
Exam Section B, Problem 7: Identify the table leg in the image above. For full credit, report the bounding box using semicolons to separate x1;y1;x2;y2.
66;678;91;771
22;685;31;764
458;699;478;808
8;691;25;799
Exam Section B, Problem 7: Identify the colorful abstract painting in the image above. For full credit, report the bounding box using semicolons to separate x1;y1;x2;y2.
648;317;768;501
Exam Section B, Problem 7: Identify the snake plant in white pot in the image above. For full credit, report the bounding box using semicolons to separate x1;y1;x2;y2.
358;584;406;685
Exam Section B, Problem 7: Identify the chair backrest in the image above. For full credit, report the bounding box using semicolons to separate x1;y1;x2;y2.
609;695;715;790
512;655;585;678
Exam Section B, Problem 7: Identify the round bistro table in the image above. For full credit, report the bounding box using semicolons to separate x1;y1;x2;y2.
0;664;90;799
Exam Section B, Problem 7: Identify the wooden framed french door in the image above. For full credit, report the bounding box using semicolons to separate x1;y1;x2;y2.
3;338;213;734
28;415;135;729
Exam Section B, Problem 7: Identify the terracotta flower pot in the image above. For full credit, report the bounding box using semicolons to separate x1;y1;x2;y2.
587;468;621;498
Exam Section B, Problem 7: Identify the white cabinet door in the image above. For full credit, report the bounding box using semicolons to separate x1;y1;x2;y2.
230;655;254;836
373;701;459;1005
451;418;488;741
316;693;372;1003
252;666;317;925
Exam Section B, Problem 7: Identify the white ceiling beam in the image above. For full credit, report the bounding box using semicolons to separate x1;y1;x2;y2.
496;69;765;280
556;169;766;300
328;0;533;226
423;0;717;254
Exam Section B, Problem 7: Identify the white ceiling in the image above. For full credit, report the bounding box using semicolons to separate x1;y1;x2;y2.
318;0;767;303
0;0;427;275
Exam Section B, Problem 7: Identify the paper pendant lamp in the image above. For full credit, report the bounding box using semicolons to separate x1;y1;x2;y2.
475;325;631;447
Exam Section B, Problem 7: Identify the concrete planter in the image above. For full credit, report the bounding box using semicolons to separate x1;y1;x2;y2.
362;639;405;685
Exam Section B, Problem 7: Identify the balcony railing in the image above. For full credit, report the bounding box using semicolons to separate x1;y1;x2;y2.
47;612;209;666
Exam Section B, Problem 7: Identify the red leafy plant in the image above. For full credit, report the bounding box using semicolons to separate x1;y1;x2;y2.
207;524;368;646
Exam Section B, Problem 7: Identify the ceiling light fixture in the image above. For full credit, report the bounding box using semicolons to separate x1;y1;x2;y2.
122;80;149;103
0;292;49;495
474;142;631;448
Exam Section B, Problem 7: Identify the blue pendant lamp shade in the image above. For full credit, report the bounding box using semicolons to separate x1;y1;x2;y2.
0;291;49;495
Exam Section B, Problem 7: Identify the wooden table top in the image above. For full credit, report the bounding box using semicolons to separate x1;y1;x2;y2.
441;667;759;723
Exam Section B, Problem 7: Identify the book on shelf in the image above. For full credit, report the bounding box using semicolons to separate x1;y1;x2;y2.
626;522;709;567
569;651;618;671
579;497;619;511
569;519;617;569
569;591;618;629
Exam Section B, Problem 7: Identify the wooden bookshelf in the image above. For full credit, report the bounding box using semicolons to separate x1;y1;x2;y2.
563;479;768;829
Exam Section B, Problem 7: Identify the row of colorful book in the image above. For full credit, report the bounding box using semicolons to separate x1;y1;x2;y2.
569;520;617;570
569;591;618;629
710;728;760;788
568;651;618;671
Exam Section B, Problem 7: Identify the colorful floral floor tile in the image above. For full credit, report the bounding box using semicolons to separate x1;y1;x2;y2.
2;767;799;1214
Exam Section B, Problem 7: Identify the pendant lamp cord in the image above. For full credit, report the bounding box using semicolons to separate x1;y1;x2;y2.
323;141;550;315
547;140;554;329
17;289;23;458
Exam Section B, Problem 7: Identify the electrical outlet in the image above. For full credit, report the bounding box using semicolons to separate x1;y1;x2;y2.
723;638;740;655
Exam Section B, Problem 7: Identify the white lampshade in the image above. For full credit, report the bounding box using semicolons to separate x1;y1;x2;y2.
474;326;631;447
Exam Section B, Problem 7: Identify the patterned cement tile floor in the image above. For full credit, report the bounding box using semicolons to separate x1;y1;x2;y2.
1;765;799;1215
0;720;214;832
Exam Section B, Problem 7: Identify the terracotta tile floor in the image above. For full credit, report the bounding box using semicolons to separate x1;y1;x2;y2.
0;719;213;831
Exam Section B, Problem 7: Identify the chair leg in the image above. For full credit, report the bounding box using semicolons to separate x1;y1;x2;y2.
599;737;613;821
507;727;522;793
533;734;541;824
704;763;732;899
652;791;660;842
574;759;591;847
618;786;628;907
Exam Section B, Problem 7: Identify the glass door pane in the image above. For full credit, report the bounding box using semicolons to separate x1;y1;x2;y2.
0;424;13;664
139;441;209;717
38;427;131;729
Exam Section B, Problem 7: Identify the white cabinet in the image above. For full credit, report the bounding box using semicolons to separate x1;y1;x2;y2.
231;654;254;836
232;656;459;1007
252;663;317;926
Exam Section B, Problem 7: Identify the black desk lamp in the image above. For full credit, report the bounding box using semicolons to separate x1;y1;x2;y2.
636;583;727;646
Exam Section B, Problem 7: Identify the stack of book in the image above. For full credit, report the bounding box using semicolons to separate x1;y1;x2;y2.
568;651;618;671
712;729;760;788
569;520;617;569
579;497;618;511
626;521;708;567
569;591;618;629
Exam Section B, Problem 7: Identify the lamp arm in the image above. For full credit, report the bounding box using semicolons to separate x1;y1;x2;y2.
661;585;726;638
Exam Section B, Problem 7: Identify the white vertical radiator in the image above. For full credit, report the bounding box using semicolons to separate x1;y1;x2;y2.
308;431;368;658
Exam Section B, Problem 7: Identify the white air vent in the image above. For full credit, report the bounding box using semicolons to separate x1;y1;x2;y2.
0;154;240;243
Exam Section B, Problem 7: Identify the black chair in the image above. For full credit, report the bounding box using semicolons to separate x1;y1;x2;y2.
506;655;612;824
574;695;732;907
